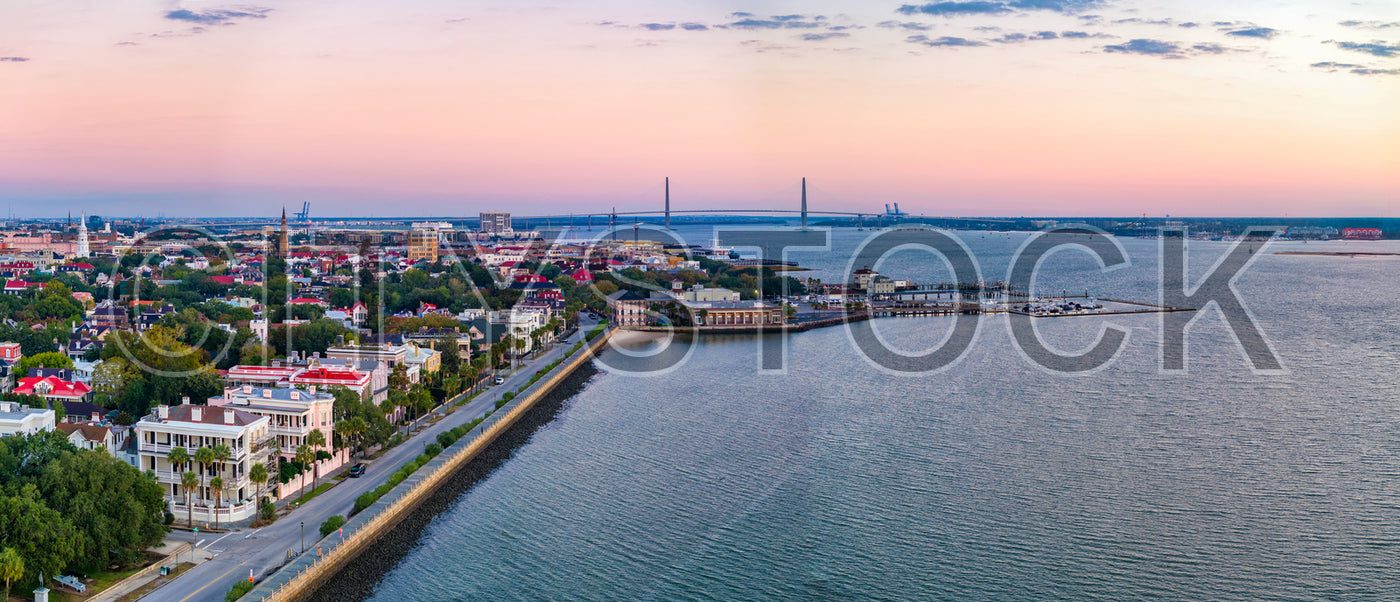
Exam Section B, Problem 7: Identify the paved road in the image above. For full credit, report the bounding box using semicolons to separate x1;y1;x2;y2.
149;318;600;602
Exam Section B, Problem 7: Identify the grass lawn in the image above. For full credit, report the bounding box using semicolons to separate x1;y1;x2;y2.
288;481;336;507
41;550;167;602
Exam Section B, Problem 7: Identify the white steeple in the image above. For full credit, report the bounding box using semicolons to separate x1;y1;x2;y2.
76;211;90;258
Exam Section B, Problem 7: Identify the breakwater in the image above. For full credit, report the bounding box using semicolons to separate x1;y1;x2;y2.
242;329;613;601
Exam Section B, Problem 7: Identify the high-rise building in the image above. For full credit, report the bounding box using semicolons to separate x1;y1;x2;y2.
479;211;512;236
408;229;439;263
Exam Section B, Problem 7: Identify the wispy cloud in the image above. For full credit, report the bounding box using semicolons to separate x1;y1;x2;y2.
800;32;850;41
680;22;709;31
1338;20;1400;29
1330;40;1400;57
1226;27;1279;39
878;21;934;31
1060;30;1113;39
164;7;271;24
729;14;826;29
1103;38;1180;57
1312;61;1400;76
639;23;675;31
1;56;30;62
907;34;987;47
898;2;1011;16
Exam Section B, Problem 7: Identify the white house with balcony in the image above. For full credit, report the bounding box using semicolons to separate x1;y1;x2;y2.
134;403;273;525
209;385;349;499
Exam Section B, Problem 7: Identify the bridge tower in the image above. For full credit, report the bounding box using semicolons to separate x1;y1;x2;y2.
801;177;808;230
664;177;670;230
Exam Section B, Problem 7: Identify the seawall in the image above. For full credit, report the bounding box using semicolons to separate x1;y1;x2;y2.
242;328;614;602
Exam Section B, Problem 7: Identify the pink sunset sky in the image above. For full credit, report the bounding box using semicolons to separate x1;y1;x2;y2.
1;0;1397;218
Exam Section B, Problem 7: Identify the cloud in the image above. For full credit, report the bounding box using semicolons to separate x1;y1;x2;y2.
1310;61;1364;70
907;34;987;47
0;56;30;62
1113;18;1174;26
1227;27;1279;39
800;32;850;41
680;22;709;31
879;20;935;31
164;7;271;24
639;23;676;31
1331;40;1400;57
1060;30;1113;39
897;2;1012;16
1103;38;1181;56
729;15;826;29
730;12;753;18
1339;20;1400;29
1191;43;1228;54
739;39;795;53
992;30;1062;43
1312;61;1400;75
1178;22;1199;28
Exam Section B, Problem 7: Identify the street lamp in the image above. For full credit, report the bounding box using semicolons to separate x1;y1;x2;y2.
300;522;304;553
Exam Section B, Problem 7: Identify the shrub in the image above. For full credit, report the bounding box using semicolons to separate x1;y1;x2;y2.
260;501;277;521
437;432;455;448
226;580;254;601
502;392;514;402
319;515;346;537
164;510;175;525
415;453;430;465
425;443;442;457
353;492;376;514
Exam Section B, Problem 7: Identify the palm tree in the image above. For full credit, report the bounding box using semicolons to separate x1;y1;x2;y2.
294;444;314;498
0;547;23;601
212;443;231;483
209;476;224;530
180;471;199;527
167;446;190;478
249;462;269;506
194;446;214;510
305;429;327;492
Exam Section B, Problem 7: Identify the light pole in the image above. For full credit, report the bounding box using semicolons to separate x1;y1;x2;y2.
300;522;304;553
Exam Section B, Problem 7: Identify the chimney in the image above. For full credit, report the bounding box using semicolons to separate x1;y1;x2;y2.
157;405;169;419
191;407;202;422
336;335;345;346
91;412;99;422
312;351;321;360
181;396;190;405
262;389;272;399
290;390;300;401
243;384;252;394
224;409;235;424
308;385;316;395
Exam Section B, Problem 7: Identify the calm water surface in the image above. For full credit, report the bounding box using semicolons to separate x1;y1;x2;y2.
368;231;1400;600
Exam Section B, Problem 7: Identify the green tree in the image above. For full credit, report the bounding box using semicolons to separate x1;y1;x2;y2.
209;477;224;531
180;471;198;527
0;547;22;599
0;486;76;591
249;462;269;504
90;357;135;408
33;450;168;570
194;447;214;511
294;445;314;497
305;430;326;492
14;352;74;376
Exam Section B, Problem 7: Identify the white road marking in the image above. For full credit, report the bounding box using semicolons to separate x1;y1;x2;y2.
244;528;261;539
196;539;206;548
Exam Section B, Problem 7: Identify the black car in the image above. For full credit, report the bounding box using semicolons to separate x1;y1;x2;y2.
348;464;366;478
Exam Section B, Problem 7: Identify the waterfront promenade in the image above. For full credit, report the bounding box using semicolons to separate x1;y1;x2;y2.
147;317;600;602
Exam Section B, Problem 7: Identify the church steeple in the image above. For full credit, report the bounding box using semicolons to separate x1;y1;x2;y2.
276;207;290;258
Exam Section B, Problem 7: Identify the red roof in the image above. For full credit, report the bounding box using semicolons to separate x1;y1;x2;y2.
3;280;34;290
65;263;96;270
287;297;326;305
570;269;594;281
15;376;92;399
209;275;236;285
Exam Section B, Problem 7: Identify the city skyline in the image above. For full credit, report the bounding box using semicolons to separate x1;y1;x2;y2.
2;0;1398;218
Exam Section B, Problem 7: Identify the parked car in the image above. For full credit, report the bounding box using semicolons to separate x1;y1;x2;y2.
348;463;366;478
494;377;505;385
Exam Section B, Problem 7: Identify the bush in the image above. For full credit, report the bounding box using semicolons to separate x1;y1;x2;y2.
502;392;514;402
354;492;376;514
164;510;175;525
260;501;277;521
226;580;254;601
425;443;442;456
415;453;430;465
437;432;455;448
319;515;346;538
